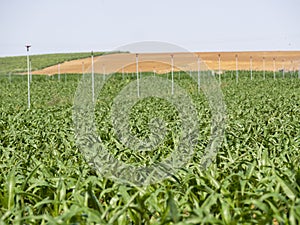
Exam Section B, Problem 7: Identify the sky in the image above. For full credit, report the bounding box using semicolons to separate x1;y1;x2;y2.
0;0;300;56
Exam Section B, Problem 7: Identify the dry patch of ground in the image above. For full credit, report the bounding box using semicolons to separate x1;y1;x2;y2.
32;51;300;75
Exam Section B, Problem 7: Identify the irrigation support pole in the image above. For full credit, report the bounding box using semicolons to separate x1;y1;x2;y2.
122;66;124;80
103;64;106;81
171;54;174;95
91;51;95;103
218;54;221;84
30;60;32;82
282;59;285;78
82;62;84;79
273;58;276;79
263;57;265;79
291;60;295;78
291;61;293;78
292;67;295;78
136;54;140;98
235;54;238;83
58;63;60;81
26;45;31;109
197;56;201;93
8;72;11;83
250;56;253;80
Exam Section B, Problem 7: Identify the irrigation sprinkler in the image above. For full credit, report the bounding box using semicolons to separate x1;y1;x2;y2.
153;67;156;77
250;56;253;80
25;44;31;109
171;54;174;95
136;53;140;98
218;54;221;84
197;56;201;93
298;64;300;79
273;58;276;79
263;57;265;79
235;54;238;83
122;66;124;80
91;51;95;103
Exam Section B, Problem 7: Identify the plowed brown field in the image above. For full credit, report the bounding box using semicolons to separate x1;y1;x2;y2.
32;51;300;75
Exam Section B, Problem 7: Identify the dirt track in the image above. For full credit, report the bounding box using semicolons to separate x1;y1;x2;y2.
32;51;300;75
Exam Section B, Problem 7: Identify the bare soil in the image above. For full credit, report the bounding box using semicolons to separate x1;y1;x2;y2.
32;51;300;75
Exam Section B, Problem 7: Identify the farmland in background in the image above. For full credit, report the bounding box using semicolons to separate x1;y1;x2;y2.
28;51;300;76
0;52;107;76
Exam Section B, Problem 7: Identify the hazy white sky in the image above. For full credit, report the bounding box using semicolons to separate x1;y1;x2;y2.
0;0;299;56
